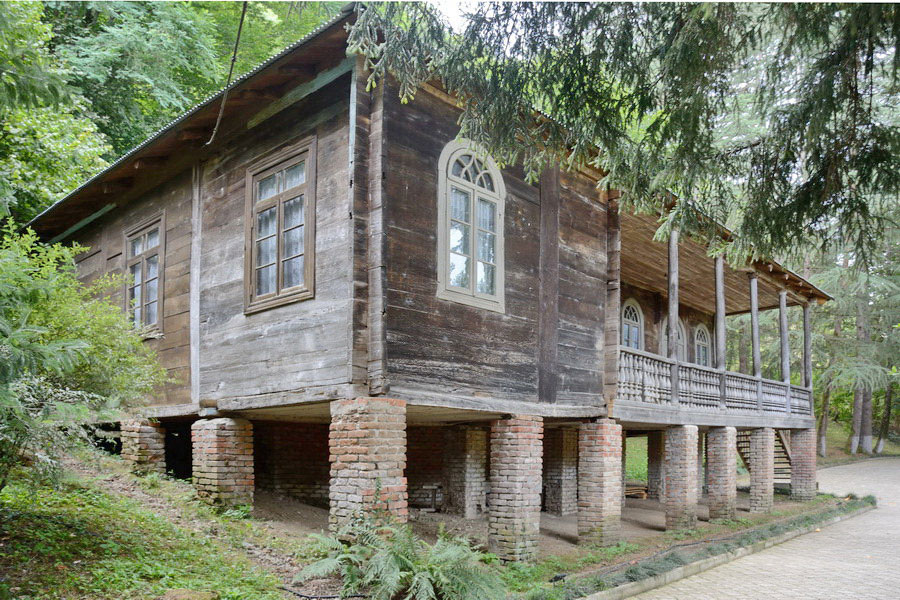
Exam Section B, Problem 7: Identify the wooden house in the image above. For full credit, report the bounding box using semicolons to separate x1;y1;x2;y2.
29;7;828;561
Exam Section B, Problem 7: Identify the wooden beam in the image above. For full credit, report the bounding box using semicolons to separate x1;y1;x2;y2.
803;303;813;390
48;203;115;244
668;227;680;404
133;156;167;170
538;165;560;404
178;128;207;142
277;63;316;77
779;289;792;413
101;179;132;194
234;87;280;101
749;273;761;378
605;200;621;409
715;254;727;408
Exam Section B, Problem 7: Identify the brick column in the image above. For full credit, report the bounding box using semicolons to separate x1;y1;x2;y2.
443;426;488;518
542;428;577;516
621;430;628;506
329;398;408;528
697;432;706;498
706;427;736;520
191;418;254;506
647;430;665;500
749;427;775;513
488;415;543;562
790;428;817;501
578;418;622;546
664;425;698;530
120;418;166;474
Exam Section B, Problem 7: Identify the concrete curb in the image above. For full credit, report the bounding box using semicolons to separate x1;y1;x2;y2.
580;504;876;600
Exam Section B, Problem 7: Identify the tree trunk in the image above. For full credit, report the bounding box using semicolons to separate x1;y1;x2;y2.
861;388;874;454
876;382;894;454
850;388;863;454
818;383;831;457
850;285;870;455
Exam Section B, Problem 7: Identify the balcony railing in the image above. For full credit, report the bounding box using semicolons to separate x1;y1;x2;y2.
618;346;813;416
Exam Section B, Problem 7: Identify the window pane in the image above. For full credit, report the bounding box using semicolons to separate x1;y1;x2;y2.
284;162;305;189
256;236;276;267
130;263;142;284
145;228;159;250
133;306;141;326
283;255;304;288
450;188;470;222
284;195;304;229
257;207;276;237
449;253;470;288
453;155;472;180
283;225;304;257
130;237;143;258
258;174;278;201
146;278;158;303
477;231;495;263
450;222;470;255
479;172;495;192
145;301;157;325
256;264;276;296
476;261;495;295
477;198;495;232
146;254;158;279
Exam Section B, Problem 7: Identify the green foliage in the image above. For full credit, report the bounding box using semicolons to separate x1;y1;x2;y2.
0;475;283;599
298;513;505;600
0;1;65;111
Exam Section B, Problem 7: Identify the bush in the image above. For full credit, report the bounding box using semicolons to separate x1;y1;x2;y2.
297;512;506;600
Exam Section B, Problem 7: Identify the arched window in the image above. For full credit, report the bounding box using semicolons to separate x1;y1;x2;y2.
437;139;506;312
660;316;687;361
694;324;712;367
621;299;644;350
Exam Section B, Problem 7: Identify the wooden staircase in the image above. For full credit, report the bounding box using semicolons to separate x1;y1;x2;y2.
736;430;792;486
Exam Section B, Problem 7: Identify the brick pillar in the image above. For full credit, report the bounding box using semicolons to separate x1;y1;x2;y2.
790;428;817;501
697;431;705;498
191;418;254;506
706;427;737;520
488;415;543;562
443;426;488;518
120;418;166;474
577;418;622;546
542;428;577;516
664;425;698;530
329;398;408;528
749;427;775;513
647;430;665;500
621;430;628;506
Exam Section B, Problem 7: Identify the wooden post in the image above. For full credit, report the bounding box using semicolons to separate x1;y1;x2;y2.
803;302;813;391
715;255;727;408
605;201;621;409
668;227;680;404
779;289;791;413
749;273;762;411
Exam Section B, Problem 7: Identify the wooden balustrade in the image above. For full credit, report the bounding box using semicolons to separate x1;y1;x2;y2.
618;346;813;417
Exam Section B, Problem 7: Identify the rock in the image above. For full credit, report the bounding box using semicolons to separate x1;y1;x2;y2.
158;590;220;600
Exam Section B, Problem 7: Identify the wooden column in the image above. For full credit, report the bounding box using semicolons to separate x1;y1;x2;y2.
668;228;680;404
605;201;621;407
749;273;762;411
802;303;813;390
538;165;560;404
715;255;727;408
779;289;791;413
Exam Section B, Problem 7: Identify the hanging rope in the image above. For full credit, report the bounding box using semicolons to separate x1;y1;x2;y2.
206;0;248;146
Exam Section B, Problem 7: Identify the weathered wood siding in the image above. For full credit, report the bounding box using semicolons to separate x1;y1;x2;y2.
380;86;608;411
71;171;194;406
198;78;354;406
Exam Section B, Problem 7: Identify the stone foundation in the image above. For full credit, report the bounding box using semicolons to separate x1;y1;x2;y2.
488;415;543;562
577;418;622;546
191;418;254;505
647;430;665;500
329;397;408;528
443;426;488;518
543;428;577;516
790;428;817;501
121;418;166;474
749;427;775;513
706;426;736;520
664;425;698;530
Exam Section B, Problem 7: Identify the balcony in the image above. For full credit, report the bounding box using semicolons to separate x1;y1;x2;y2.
614;346;814;428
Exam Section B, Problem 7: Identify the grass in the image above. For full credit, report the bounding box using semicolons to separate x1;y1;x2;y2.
624;435;747;482
818;422;900;467
0;471;285;600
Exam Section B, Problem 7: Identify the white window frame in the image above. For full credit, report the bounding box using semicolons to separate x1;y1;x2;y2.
660;316;688;361
621;298;644;350
694;323;712;367
436;139;506;313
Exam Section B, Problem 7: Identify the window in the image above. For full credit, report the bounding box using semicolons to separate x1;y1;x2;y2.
125;216;165;329
694;324;712;367
245;138;316;313
621;299;644;350
660;316;687;361
436;139;506;312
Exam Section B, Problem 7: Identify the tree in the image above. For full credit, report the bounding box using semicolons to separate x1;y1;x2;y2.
348;2;899;263
0;2;65;111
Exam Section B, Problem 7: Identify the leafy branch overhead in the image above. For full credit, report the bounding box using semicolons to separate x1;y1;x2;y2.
348;2;899;264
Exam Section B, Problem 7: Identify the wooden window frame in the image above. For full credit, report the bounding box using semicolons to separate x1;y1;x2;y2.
621;298;644;350
660;316;688;361
124;213;166;333
244;136;317;314
694;323;712;367
436;138;506;313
